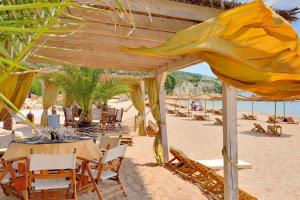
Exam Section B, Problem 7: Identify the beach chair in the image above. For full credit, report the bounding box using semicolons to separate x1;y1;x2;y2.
90;145;127;197
167;109;176;114
193;114;209;121
214;118;223;125
267;125;282;137
25;150;77;199
242;114;250;120
115;108;124;128
98;134;122;151
213;110;222;115
166;147;257;200
248;115;257;120
91;108;102;124
146;120;159;137
284;117;299;125
267;116;279;124
251;123;267;133
0;157;25;198
176;111;188;117
63;107;77;127
206;109;213;113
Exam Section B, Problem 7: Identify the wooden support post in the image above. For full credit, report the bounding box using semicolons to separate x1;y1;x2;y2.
156;67;169;162
140;80;146;135
222;83;238;200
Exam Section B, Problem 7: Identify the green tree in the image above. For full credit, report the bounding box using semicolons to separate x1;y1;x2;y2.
31;78;42;96
164;74;176;94
54;67;103;124
94;79;129;110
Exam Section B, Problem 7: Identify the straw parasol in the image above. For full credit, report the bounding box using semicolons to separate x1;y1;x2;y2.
249;95;300;126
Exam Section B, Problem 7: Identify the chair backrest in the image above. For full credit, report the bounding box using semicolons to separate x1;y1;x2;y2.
64;107;73;121
107;107;116;116
29;154;76;171
99;135;122;149
92;108;102;121
102;144;127;163
48;114;60;129
115;109;124;122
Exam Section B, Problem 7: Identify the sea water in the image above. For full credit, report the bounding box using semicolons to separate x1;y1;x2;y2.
169;100;300;117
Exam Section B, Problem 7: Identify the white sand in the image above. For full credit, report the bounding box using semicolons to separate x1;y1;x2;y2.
1;99;300;199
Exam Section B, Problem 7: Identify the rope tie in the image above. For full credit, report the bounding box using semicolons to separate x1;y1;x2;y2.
222;146;238;168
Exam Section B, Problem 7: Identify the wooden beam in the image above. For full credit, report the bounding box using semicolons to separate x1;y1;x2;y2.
27;56;156;71
222;83;238;200
166;55;203;71
63;18;175;43
66;7;196;33
33;48;175;64
76;0;222;22
39;32;162;48
156;66;169;162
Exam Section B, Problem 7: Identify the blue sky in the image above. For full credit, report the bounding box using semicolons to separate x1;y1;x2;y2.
181;0;300;77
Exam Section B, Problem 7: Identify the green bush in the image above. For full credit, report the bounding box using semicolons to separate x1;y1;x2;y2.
31;78;42;96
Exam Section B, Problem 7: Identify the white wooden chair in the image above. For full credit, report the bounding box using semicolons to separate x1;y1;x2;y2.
0;157;27;198
91;144;127;197
25;150;77;199
115;109;124;127
98;134;122;151
92;108;102;124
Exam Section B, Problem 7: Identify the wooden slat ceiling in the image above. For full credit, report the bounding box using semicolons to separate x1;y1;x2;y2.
28;0;222;72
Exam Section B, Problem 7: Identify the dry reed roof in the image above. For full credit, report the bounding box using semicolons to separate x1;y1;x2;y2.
172;0;299;21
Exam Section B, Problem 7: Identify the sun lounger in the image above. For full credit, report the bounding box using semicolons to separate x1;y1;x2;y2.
242;114;250;120
166;147;257;200
193;114;209;121
248;115;257;120
267;125;282;137
195;159;252;170
167;109;177;114
206;109;214;113
252;123;267;133
176;111;189;117
146;120;159;137
283;117;299;125
213;110;223;115
214;118;223;125
267;116;279;123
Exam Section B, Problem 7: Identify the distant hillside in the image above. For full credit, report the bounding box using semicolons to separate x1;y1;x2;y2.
169;71;216;81
165;71;221;94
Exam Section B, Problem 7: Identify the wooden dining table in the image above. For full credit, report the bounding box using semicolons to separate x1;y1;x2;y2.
0;138;103;199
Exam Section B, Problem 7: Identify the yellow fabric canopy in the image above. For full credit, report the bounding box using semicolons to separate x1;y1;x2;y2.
40;79;59;127
145;78;165;165
124;78;146;136
124;0;300;99
0;72;35;120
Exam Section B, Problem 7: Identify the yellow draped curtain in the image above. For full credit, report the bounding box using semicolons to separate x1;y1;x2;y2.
40;79;59;127
128;82;146;136
145;78;165;165
124;1;300;100
0;72;35;120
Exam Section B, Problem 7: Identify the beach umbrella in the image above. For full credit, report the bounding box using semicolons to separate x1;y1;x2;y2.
247;95;261;116
211;94;222;111
283;102;286;118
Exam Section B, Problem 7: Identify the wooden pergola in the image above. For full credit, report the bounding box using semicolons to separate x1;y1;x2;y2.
28;1;239;199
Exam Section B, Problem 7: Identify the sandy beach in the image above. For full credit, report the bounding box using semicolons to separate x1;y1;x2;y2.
1;99;300;200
